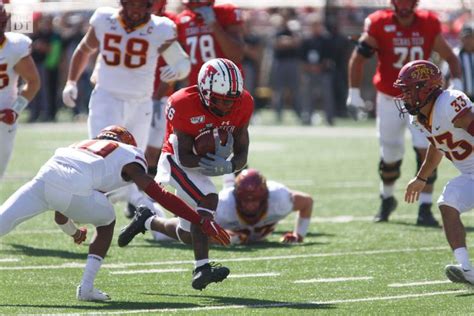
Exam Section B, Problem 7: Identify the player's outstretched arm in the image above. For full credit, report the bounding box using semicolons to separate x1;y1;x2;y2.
281;191;313;243
405;144;444;204
123;162;230;245
433;34;462;87
54;211;87;245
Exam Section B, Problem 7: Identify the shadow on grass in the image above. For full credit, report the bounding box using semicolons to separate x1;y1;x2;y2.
383;221;442;230
0;294;335;311
3;243;85;259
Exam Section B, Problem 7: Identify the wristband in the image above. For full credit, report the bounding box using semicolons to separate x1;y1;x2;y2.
58;219;78;236
416;175;427;182
11;95;29;113
295;216;310;237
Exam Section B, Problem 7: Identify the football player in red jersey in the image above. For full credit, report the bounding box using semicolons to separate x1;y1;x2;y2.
119;58;254;290
346;0;462;225
175;0;244;86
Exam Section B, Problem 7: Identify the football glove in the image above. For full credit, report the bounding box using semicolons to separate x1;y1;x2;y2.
194;6;216;25
280;232;303;243
214;131;233;159
0;109;18;125
62;81;78;108
73;227;88;245
151;98;164;128
198;153;233;176
159;65;179;83
346;87;366;121
200;218;230;246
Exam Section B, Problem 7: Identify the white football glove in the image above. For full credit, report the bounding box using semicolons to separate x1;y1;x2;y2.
346;87;366;121
159;65;179;83
448;78;463;91
62;81;78;108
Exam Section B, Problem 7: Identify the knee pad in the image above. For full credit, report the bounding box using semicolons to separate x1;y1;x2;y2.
414;148;437;184
378;159;402;182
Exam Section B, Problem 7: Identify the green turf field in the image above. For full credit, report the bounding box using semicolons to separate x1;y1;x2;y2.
0;117;472;315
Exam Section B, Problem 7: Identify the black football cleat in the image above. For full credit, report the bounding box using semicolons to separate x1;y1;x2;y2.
416;203;440;227
124;202;137;219
118;206;154;247
192;262;230;290
374;196;397;222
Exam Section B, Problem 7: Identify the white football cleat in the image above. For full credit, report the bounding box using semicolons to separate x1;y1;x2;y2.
445;264;474;285
76;285;111;301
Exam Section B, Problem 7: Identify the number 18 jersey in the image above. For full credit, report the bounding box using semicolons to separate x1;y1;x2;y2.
365;9;441;97
91;7;176;98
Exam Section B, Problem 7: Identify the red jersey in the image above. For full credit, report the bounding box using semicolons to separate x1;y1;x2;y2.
162;86;254;154
153;11;178;97
175;4;243;85
365;9;441;97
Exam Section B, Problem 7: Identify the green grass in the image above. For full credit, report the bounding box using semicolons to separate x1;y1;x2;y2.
0;116;472;315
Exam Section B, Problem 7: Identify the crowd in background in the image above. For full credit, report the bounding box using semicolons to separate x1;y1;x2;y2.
18;5;473;125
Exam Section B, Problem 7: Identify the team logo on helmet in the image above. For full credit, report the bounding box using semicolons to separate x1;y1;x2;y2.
96;125;137;147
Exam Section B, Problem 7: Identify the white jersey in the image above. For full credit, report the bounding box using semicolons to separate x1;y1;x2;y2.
215;181;294;242
91;7;176;98
35;140;147;195
0;32;31;109
411;90;474;174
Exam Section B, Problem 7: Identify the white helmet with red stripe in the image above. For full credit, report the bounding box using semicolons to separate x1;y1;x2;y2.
197;58;243;117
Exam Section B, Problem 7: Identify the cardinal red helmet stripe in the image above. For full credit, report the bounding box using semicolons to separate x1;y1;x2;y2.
221;59;238;95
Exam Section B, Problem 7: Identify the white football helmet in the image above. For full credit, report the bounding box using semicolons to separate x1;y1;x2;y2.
197;58;243;117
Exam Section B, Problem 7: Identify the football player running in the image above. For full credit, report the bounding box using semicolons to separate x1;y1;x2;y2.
0;125;229;301
62;0;190;216
0;5;40;179
118;58;253;290
401;61;474;286
347;0;462;225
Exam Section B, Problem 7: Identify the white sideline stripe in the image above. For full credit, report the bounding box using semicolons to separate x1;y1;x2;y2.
110;268;186;275
229;272;280;278
0;246;447;271
294;276;373;283
388;280;451;287
43;289;467;315
0;258;20;263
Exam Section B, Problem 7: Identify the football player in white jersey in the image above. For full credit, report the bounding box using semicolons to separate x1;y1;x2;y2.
399;61;474;286
0;125;229;301
62;0;190;215
0;5;40;179
129;169;314;245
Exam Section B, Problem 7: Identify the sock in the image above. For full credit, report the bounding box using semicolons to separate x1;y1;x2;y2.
195;258;209;269
418;192;432;205
454;247;473;270
144;216;155;231
81;254;103;290
380;183;395;198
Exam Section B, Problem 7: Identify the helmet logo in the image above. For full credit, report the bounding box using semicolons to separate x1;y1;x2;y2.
410;65;435;81
201;65;218;86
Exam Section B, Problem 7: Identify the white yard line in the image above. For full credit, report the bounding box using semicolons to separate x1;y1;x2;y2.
228;272;280;278
294;276;373;283
0;258;20;263
41;289;467;315
388;280;451;287
0;246;447;271
110;268;187;275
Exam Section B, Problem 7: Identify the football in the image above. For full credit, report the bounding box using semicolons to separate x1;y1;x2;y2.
193;128;229;157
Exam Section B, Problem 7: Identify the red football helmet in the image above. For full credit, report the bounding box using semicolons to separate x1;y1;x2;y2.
182;0;214;9
151;0;167;15
96;125;137;147
393;60;443;116
198;58;243;117
391;0;418;19
234;169;269;225
120;0;153;28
